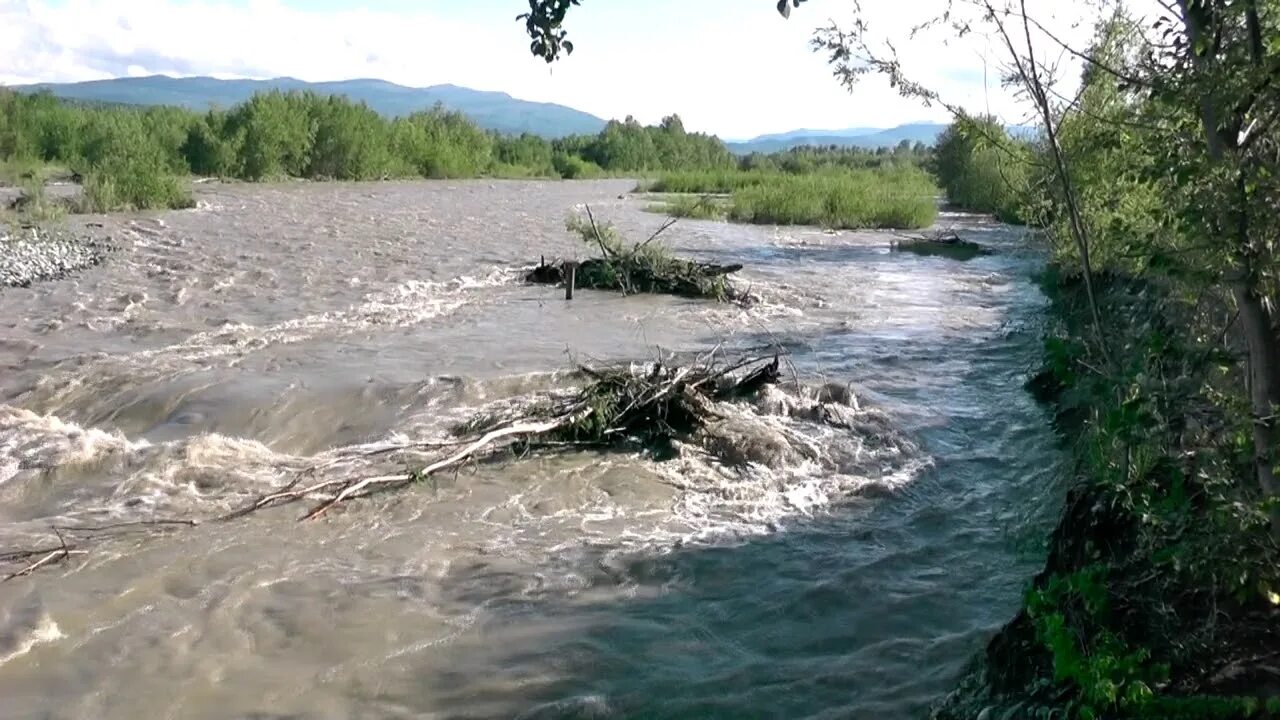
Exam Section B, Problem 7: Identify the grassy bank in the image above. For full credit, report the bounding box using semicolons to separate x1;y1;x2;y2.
643;194;730;220
643;167;939;230
640;169;775;194
728;168;937;229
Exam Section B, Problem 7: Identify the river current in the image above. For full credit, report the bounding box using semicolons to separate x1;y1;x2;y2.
0;179;1061;719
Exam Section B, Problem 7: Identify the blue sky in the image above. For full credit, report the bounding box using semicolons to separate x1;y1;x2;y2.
0;0;1111;138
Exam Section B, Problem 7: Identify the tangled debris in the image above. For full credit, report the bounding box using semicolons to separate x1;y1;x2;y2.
526;207;750;302
1;520;197;581
0;353;783;580
230;353;782;521
891;229;989;261
1;351;919;582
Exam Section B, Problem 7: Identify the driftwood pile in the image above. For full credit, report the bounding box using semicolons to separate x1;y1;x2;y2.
0;354;783;580
235;353;782;521
526;207;749;302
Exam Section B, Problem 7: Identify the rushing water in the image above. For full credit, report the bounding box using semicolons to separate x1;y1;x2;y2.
0;179;1062;719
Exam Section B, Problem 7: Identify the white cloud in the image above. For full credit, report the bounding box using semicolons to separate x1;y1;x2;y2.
0;0;1147;137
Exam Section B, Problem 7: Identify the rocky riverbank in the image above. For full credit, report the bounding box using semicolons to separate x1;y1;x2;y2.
1;226;116;288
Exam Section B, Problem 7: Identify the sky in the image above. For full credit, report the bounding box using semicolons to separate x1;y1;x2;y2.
0;0;1125;139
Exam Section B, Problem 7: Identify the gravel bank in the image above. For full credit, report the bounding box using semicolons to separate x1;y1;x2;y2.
1;227;116;288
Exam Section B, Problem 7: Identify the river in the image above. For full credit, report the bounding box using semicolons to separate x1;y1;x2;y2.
0;179;1062;719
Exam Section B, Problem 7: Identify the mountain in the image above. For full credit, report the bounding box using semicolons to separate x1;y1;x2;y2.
736;127;883;144
728;122;1042;154
727;123;950;154
12;75;608;138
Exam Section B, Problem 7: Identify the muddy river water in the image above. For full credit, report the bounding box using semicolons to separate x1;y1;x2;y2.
0;179;1062;719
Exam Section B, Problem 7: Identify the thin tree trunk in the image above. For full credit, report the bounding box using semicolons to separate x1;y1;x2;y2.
1232;273;1280;539
989;0;1112;366
1178;0;1280;538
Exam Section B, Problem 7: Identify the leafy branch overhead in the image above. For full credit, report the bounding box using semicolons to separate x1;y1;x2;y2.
519;0;809;62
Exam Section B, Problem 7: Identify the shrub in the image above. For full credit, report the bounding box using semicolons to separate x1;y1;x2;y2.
81;150;193;212
552;152;603;179
932;116;1031;222
644;194;728;219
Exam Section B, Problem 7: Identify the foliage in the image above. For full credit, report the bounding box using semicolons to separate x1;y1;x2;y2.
181;112;240;178
644;194;728;220
223;91;316;179
80;153;195;212
575;114;734;172
550;152;603;179
495;133;557;176
1;89;758;209
727;166;938;229
307;95;395;180
932;115;1033;223
518;0;806;61
644;169;773;194
391;107;493;178
7;178;67;224
641;165;936;229
789;1;1280;716
1011;270;1280;719
1027;567;1166;717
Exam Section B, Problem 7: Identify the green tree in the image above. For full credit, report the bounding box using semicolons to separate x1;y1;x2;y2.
306;95;394;180
181;111;240;178
931;115;1029;222
225;91;315;179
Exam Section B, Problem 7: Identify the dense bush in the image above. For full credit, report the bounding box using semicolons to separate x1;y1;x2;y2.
551;152;603;179
181;112;240;177
928;11;1280;720
578;114;734;172
307;96;394;180
932;116;1032;223
495;133;557;176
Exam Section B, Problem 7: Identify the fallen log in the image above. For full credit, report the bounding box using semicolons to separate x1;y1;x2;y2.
890;229;989;261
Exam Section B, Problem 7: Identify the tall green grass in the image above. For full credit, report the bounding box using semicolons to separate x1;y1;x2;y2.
641;167;938;230
728;169;938;229
642;169;774;194
644;194;729;219
5;179;68;225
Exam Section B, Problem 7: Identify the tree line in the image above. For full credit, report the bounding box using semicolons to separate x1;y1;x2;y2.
0;88;936;212
0;89;742;208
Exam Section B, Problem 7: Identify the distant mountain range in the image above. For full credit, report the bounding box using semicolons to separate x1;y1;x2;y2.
726;124;951;154
13;75;999;150
12;75;608;138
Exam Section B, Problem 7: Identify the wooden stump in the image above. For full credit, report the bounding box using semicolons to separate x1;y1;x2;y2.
564;261;578;300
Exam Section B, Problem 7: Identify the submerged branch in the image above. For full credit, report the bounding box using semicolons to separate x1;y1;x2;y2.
3;352;791;579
